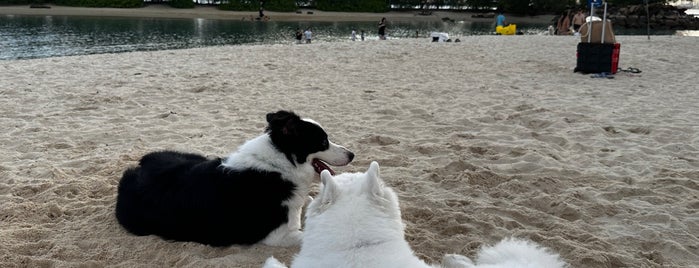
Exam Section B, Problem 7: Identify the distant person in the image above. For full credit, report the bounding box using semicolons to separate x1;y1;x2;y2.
572;9;585;33
295;28;303;44
351;29;357;41
259;7;264;18
378;17;387;40
557;11;571;35
494;8;516;35
304;28;312;44
496;10;506;27
361;30;365;41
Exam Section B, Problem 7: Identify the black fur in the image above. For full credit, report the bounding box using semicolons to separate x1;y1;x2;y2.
266;110;330;165
115;151;295;246
114;110;340;247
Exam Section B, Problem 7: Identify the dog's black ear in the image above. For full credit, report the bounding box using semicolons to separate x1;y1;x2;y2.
266;110;295;124
265;110;299;134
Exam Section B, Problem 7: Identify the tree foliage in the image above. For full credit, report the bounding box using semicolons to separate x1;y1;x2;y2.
220;0;296;12
264;0;297;12
315;0;389;12
219;0;257;11
54;0;142;8
0;0;33;4
606;0;668;5
169;0;195;8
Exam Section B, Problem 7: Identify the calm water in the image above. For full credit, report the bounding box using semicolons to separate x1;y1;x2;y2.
0;14;687;60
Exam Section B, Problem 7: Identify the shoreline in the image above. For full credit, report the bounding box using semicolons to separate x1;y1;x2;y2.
0;4;555;23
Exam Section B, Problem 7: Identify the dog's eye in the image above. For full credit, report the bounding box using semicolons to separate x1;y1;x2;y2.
321;140;329;148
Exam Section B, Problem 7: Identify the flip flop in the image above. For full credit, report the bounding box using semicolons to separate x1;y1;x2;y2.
628;67;642;73
618;67;642;73
591;72;614;79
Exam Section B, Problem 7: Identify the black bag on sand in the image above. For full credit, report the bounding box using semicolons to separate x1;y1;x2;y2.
574;42;620;74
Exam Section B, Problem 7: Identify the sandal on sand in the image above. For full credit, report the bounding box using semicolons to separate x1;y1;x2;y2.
590;72;614;79
618;67;642;73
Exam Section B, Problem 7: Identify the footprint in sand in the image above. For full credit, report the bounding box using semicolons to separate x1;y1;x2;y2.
359;134;400;146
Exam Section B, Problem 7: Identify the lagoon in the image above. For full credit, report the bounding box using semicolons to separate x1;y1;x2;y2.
0;14;688;60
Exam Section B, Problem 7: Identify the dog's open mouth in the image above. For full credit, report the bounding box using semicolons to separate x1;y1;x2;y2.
312;159;335;175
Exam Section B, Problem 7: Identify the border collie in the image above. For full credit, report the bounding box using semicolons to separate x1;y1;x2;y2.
264;162;566;268
115;110;354;247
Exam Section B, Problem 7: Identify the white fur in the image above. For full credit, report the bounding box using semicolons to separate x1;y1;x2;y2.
456;237;568;268
220;121;352;247
263;162;567;267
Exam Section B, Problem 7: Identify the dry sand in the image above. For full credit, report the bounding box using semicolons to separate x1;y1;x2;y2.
1;34;698;268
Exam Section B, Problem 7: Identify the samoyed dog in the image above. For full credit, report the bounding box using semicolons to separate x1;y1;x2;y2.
263;161;567;268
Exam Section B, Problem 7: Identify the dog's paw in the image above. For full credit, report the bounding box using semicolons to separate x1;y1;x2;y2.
441;254;474;268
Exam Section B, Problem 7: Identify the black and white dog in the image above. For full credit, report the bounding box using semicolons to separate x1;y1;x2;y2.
115;110;354;247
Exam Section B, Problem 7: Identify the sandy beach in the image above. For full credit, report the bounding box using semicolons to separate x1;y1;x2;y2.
1;32;698;268
0;4;555;23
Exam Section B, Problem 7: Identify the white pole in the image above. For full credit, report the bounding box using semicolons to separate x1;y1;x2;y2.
588;1;595;43
646;0;651;40
601;1;607;44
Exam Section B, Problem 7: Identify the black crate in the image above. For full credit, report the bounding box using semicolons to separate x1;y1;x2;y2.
574;42;619;74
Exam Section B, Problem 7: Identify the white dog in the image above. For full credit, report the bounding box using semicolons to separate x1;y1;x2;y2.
263;162;567;268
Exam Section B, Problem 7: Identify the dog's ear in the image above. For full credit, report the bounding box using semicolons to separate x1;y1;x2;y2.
364;161;383;197
265;110;299;135
319;170;338;209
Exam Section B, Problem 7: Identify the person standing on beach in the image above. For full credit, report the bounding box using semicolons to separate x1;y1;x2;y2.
295;28;303;44
378;17;387;40
304;28;312;44
361;30;365;41
351;29;357;41
572;9;585;33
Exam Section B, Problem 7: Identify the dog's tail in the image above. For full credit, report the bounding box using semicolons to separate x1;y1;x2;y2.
441;237;567;268
262;256;288;268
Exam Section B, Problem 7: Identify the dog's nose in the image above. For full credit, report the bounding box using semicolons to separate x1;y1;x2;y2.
347;152;355;162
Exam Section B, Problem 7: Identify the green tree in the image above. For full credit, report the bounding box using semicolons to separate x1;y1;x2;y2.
605;0;669;5
221;0;296;12
316;0;389;12
219;0;257;11
466;0;497;11
265;0;297;12
54;0;143;8
169;0;195;8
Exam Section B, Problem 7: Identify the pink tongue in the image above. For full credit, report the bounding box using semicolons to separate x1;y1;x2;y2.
312;159;335;175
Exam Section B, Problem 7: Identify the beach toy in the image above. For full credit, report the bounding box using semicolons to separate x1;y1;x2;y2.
496;24;517;35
